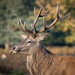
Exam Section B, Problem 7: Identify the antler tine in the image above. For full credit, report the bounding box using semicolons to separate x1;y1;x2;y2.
32;6;43;34
56;4;60;19
36;5;71;33
33;6;50;25
33;6;43;25
19;20;33;34
18;21;28;34
58;13;71;20
20;20;25;29
23;21;27;31
39;10;50;17
34;7;37;16
47;5;71;29
33;6;50;35
30;24;34;31
56;5;71;20
23;22;33;33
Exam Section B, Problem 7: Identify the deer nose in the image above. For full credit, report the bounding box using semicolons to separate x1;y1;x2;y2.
12;46;17;50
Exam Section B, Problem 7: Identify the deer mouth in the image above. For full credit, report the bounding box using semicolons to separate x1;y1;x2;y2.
9;49;18;53
9;49;21;54
9;50;13;53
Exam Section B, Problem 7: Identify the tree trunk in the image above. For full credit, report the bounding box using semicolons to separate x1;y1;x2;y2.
5;40;10;51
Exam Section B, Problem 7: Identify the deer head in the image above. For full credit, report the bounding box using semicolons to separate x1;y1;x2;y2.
9;5;71;55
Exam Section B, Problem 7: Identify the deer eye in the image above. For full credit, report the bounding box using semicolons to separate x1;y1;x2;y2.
26;40;32;46
27;41;31;43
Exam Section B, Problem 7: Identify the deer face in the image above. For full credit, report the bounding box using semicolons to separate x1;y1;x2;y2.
9;33;48;54
11;35;33;54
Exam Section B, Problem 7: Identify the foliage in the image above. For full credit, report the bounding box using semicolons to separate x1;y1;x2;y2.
0;0;75;48
0;0;35;47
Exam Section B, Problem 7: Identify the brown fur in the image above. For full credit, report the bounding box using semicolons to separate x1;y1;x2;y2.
11;34;75;75
26;41;75;75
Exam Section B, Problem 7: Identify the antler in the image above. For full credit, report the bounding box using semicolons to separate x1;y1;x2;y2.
18;5;71;37
18;20;33;35
18;6;50;36
35;5;71;33
32;5;50;34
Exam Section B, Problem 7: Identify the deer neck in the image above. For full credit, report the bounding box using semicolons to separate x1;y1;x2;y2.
27;41;47;60
28;41;47;57
26;41;55;75
27;41;54;61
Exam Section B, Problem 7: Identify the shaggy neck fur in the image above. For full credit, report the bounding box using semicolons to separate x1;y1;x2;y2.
26;41;59;75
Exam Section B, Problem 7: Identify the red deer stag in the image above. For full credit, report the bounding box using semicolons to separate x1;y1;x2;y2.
9;5;75;75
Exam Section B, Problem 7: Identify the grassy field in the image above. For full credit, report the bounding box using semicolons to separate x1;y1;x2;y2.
46;46;75;56
0;46;75;75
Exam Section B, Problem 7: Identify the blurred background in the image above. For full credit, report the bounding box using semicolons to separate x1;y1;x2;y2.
0;0;75;75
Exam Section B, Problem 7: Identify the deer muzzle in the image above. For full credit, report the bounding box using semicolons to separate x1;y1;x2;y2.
9;46;19;53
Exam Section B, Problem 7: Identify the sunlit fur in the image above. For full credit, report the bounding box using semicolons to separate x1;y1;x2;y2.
11;33;75;75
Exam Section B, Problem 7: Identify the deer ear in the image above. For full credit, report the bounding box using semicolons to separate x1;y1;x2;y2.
21;34;27;39
38;32;48;41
